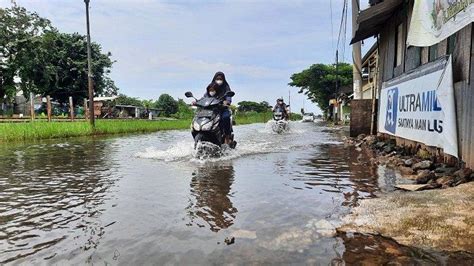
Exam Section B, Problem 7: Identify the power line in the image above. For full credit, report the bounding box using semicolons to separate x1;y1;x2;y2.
341;0;348;62
331;0;350;63
330;0;335;52
336;0;348;54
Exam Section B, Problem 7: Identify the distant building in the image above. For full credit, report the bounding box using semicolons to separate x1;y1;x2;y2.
329;85;352;124
93;97;161;119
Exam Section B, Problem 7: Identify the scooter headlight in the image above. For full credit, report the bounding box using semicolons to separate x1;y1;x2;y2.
193;121;201;131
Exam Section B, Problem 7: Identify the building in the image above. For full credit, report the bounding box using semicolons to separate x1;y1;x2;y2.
361;43;379;100
329;85;353;124
352;0;474;168
93;97;161;119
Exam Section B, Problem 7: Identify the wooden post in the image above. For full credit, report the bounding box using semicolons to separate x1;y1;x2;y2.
29;92;35;121
84;98;88;121
85;0;95;127
69;96;74;121
46;95;52;122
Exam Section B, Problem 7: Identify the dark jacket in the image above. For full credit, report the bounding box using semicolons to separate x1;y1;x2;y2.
273;103;287;111
208;71;232;103
273;103;288;117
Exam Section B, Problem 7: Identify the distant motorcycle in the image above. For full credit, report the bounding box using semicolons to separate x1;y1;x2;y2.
185;91;236;155
272;105;289;134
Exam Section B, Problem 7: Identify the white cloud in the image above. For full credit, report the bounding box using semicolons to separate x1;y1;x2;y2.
1;0;353;114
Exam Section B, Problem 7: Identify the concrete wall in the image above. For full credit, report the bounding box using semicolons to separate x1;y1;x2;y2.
350;99;373;137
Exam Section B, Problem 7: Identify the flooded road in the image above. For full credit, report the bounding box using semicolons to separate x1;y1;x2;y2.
0;122;471;264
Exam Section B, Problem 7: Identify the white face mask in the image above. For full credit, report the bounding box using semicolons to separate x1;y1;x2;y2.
209;91;216;96
215;80;223;86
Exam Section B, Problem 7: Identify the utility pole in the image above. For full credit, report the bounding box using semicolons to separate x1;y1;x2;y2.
352;0;362;100
84;0;95;127
288;90;291;120
334;50;339;123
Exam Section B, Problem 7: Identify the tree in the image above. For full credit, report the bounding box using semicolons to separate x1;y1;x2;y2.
21;30;118;104
154;94;178;116
141;99;154;109
175;98;193;119
289;63;352;117
0;5;52;101
115;94;143;107
0;5;118;105
237;101;271;113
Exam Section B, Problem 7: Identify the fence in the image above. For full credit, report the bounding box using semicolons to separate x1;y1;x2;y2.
0;94;88;122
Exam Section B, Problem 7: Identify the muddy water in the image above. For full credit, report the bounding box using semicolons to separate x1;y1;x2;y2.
0;122;471;264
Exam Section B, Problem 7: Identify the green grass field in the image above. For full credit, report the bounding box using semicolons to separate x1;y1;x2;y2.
0;120;191;142
0;112;302;142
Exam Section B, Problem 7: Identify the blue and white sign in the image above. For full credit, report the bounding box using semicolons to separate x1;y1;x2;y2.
384;87;398;134
378;56;458;157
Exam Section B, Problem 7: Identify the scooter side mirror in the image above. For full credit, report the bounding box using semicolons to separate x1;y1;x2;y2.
224;91;235;98
185;92;194;98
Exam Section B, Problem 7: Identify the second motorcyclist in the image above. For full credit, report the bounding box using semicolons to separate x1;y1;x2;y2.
273;98;289;120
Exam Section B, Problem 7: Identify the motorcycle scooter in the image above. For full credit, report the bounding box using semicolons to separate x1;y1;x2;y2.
185;91;237;156
271;105;290;134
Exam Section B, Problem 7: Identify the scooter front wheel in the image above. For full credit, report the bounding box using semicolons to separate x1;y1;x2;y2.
194;133;207;149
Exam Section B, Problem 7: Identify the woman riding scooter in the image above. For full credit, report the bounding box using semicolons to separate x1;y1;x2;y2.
207;72;233;145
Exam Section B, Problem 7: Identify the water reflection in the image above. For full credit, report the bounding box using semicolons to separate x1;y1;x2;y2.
186;162;237;232
339;232;474;264
0;140;117;263
294;144;378;207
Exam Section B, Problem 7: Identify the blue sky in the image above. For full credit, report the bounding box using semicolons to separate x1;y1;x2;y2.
1;0;373;114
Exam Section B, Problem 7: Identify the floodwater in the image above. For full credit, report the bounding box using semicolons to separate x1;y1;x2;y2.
0;121;472;264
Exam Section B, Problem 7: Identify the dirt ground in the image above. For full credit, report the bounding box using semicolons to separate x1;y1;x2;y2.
339;182;474;253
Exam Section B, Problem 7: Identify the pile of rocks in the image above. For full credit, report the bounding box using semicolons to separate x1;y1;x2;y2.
344;134;474;190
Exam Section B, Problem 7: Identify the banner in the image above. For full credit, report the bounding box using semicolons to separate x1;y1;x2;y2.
407;0;474;47
378;56;458;157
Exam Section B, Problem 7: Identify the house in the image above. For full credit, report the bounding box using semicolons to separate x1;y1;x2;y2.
333;85;353;124
351;43;381;134
352;0;474;168
93;97;161;119
361;43;379;100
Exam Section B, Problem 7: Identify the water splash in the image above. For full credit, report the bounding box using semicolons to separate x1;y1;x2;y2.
136;141;194;162
263;121;307;134
136;137;281;163
136;122;315;163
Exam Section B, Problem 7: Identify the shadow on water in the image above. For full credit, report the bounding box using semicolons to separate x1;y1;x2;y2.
0;140;118;263
186;162;237;232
